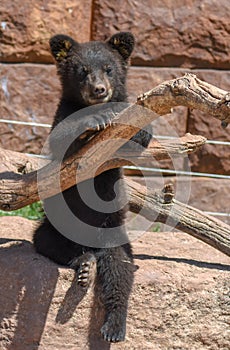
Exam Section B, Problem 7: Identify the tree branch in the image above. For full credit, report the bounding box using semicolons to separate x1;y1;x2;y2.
127;179;230;257
3;72;229;209
0;133;205;210
137;73;230;127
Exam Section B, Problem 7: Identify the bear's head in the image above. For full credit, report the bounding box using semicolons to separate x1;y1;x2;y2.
49;32;135;106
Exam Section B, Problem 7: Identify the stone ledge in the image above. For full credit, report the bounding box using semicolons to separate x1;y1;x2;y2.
0;216;229;349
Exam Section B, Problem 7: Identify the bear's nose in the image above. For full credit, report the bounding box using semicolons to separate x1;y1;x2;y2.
94;84;106;97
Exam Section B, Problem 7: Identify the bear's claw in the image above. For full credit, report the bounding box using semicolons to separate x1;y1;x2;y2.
69;252;97;288
77;253;96;288
100;314;126;343
101;322;126;343
78;120;115;140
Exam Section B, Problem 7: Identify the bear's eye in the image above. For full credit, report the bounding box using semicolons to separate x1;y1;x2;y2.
82;66;88;74
78;65;89;80
105;65;112;76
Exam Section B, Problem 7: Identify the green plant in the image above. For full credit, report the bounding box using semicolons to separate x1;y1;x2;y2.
151;223;161;232
0;202;44;220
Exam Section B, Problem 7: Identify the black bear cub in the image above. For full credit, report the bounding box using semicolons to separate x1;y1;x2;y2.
34;32;151;342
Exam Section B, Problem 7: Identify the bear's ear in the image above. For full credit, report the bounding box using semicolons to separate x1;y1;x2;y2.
49;34;76;62
107;32;135;60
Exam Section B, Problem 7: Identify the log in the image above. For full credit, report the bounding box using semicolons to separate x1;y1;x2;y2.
2;71;230;209
127;179;230;257
0;133;205;210
0;104;156;210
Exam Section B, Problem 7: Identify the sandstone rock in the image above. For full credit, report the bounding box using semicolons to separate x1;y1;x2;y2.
0;0;91;63
0;216;229;349
187;112;230;175
0;63;59;154
92;0;230;69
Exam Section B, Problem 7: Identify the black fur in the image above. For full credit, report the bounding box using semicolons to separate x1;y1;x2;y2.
34;32;151;343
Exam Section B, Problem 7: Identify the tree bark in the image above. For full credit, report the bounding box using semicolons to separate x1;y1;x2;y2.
137;73;230;127
0;133;206;210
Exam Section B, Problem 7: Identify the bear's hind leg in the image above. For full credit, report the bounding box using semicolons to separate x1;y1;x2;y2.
96;245;134;343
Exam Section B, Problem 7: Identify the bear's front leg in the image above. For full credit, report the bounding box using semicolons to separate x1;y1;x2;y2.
49;108;117;159
78;110;117;141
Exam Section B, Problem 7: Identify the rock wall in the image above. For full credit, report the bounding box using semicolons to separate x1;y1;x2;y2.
0;1;229;174
92;0;230;69
0;0;91;62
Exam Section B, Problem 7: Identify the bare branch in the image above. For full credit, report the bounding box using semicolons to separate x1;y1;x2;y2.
127;179;230;257
137;73;230;127
1;146;230;258
0;133;205;210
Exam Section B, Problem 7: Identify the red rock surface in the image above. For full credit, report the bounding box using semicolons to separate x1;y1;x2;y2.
0;216;229;349
0;0;92;63
2;0;230;68
92;0;230;69
0;63;59;154
187;111;230;175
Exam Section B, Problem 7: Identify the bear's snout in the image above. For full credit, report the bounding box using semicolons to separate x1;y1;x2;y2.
94;83;107;98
